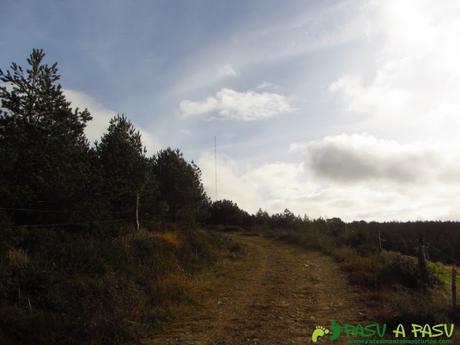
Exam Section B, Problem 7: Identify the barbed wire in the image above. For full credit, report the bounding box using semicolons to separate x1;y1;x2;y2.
11;217;135;229
427;244;460;266
0;207;75;213
376;231;459;265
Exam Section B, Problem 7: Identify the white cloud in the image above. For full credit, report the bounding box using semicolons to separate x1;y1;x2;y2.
329;73;415;116
299;133;441;184
180;88;293;121
306;1;460;220
64;89;160;153
290;133;460;221
168;1;374;98
196;133;460;222
64;89;111;143
256;81;279;91
218;64;237;77
198;152;317;214
329;0;460;142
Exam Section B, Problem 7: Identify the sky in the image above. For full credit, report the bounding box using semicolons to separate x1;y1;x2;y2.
2;0;460;221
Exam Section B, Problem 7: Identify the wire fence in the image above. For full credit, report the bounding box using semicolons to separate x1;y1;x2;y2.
10;217;136;229
0;207;74;213
1;206;137;229
376;231;459;312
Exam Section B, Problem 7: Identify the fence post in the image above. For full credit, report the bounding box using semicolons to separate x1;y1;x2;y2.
418;233;427;270
135;191;140;231
453;266;457;314
418;233;428;284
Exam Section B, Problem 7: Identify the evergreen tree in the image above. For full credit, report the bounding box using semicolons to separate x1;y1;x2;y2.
0;49;93;225
208;199;252;226
152;148;208;223
97;115;149;227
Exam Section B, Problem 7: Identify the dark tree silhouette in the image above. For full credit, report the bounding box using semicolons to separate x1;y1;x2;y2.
152;148;208;223
0;49;94;224
97;114;148;227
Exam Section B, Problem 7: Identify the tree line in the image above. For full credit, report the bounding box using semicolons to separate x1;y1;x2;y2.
0;49;209;230
1;49;459;264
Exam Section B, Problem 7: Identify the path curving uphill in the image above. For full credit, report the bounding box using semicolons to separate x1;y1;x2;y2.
147;232;371;345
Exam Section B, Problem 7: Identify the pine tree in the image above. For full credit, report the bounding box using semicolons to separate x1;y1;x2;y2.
0;49;93;225
97;115;149;228
152;148;208;223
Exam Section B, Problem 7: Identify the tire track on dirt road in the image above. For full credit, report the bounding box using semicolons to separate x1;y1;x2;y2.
147;233;371;345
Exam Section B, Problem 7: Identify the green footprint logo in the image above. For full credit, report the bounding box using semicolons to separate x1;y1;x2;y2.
311;325;330;343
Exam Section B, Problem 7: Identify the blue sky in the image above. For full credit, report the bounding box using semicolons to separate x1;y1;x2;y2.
3;0;460;221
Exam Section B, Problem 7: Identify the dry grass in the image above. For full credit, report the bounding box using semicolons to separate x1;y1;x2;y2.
158;232;182;250
0;226;244;345
5;248;30;270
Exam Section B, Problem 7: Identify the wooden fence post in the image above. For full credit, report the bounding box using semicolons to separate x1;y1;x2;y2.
453;266;457;314
135;191;140;231
417;233;428;285
418;233;427;271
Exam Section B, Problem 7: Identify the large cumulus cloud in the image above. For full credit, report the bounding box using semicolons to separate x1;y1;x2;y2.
296;134;441;184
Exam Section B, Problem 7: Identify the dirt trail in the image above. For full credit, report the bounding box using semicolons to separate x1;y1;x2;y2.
147;233;371;345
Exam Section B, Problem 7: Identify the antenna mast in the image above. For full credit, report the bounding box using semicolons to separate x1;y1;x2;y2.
214;136;218;201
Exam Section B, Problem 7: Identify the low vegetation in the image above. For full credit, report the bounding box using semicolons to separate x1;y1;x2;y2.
0;224;244;345
251;210;457;325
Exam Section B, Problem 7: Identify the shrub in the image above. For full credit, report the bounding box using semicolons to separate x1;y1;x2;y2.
377;289;448;325
333;248;438;290
158;232;182;249
335;248;383;289
0;225;240;345
5;248;30;271
378;251;438;289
